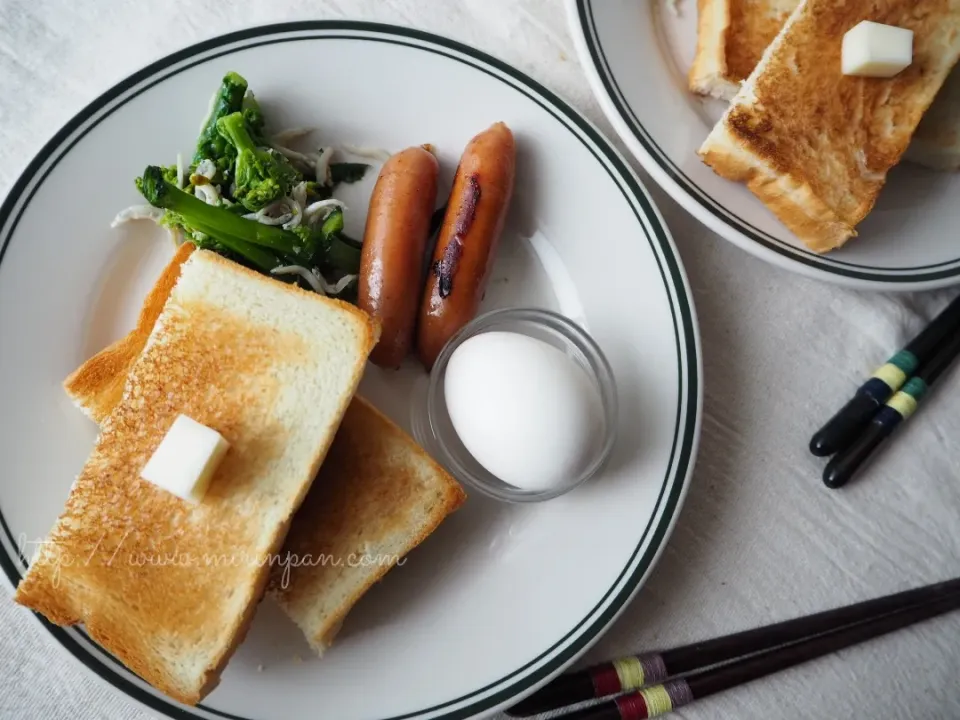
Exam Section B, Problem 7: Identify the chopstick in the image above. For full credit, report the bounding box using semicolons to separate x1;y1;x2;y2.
823;329;960;488
552;591;960;720
506;577;960;717
809;293;960;457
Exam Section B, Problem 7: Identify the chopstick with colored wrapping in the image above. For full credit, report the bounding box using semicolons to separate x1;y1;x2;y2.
823;330;960;488
506;577;960;717
553;592;960;720
809;293;960;457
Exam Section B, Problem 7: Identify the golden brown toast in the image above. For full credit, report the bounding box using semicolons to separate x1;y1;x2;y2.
689;0;798;100
698;0;960;252
691;0;960;173
59;247;465;657
16;250;377;704
270;397;467;653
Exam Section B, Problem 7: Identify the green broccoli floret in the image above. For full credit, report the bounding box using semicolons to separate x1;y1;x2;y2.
216;112;301;211
193;72;248;175
137;166;314;272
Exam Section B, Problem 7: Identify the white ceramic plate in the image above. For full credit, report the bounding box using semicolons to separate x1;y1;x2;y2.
567;0;960;291
0;21;701;720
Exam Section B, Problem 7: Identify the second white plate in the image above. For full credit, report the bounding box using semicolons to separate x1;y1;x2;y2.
568;0;960;291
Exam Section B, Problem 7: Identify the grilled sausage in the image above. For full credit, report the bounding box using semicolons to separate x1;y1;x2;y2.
359;146;440;368
416;122;516;369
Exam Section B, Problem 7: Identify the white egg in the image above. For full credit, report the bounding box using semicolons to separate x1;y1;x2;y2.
443;331;604;492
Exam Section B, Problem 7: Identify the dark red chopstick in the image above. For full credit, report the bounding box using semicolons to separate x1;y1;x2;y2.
507;577;960;716
554;591;960;719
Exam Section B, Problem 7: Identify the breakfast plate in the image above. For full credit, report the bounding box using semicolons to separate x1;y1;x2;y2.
0;21;701;720
567;0;960;291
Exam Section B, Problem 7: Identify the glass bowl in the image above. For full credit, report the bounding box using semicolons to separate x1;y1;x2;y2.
411;307;618;503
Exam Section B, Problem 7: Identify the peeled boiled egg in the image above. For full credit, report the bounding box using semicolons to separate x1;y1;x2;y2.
443;331;604;492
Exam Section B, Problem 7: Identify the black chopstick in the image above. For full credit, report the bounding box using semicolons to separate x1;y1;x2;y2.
506;577;960;717
553;591;960;720
823;329;960;488
809;294;960;457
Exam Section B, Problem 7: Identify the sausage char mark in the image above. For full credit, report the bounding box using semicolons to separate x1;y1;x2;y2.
434;173;481;298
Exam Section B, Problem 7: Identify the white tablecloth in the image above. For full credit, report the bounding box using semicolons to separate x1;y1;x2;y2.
2;1;959;718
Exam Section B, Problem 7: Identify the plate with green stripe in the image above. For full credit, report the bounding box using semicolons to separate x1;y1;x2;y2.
567;0;960;291
0;21;700;720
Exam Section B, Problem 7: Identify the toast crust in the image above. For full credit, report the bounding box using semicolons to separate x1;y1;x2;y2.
64;242;197;423
17;250;377;704
699;119;856;252
699;0;960;251
689;0;737;99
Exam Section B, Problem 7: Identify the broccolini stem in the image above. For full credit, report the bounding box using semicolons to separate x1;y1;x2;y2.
138;166;307;262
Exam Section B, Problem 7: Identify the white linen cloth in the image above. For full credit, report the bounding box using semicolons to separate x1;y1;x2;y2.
1;1;958;718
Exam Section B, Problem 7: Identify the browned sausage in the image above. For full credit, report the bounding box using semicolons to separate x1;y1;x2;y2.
359;146;440;368
416;122;516;370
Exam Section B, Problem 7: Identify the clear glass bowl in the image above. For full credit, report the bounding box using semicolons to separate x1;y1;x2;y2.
411;307;618;503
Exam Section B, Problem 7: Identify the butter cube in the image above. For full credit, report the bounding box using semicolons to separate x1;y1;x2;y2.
141;415;229;503
842;21;913;78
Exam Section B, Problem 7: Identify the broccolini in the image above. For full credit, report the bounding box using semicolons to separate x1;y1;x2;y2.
193;72;248;176
216;112;301;211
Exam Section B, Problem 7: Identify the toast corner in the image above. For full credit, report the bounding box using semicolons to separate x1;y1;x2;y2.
699;118;855;253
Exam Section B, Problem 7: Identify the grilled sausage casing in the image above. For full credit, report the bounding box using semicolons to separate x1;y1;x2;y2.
359;146;440;368
417;122;516;369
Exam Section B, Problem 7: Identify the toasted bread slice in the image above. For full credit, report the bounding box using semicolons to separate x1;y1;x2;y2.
698;0;960;252
16;250;377;704
690;0;960;173
62;247;466;656
269;397;466;653
689;0;798;100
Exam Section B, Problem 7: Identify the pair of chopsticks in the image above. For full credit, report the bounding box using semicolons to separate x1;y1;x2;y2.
506;578;960;719
809;294;960;488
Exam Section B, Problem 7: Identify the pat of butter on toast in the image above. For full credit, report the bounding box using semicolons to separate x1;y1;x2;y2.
841;21;913;78
141;414;230;503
